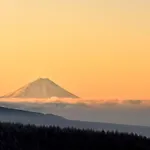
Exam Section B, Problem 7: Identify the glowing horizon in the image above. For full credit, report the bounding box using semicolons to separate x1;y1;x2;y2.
0;0;150;99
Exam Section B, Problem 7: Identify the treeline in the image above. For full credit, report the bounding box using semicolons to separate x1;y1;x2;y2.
0;122;150;150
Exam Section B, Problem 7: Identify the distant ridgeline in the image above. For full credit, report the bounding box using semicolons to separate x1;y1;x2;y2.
0;106;150;137
0;122;150;150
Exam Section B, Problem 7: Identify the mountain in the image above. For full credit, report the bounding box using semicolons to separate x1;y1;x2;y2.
0;106;67;125
0;106;150;137
1;78;78;98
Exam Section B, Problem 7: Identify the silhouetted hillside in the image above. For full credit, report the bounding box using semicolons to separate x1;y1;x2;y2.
0;106;150;137
0;122;150;150
0;106;67;126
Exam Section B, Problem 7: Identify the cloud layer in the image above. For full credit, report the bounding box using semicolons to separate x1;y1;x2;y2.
0;98;149;107
0;98;150;127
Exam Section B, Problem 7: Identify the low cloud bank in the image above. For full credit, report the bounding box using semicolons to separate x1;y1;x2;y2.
0;98;148;108
0;98;150;126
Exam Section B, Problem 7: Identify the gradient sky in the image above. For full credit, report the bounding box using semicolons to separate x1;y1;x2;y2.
0;0;150;99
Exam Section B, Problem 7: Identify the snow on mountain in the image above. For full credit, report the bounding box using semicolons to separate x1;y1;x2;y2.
1;78;78;99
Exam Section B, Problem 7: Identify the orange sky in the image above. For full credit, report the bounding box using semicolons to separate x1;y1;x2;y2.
0;0;150;99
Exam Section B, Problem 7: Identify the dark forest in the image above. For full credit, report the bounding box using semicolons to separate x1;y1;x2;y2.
0;122;150;150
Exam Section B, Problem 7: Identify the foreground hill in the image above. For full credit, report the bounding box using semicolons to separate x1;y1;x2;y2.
1;106;150;137
0;122;150;150
1;78;78;98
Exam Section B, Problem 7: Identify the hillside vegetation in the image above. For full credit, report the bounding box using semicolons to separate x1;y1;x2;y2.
0;122;150;150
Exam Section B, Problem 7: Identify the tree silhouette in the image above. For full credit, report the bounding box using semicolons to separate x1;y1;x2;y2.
0;122;149;150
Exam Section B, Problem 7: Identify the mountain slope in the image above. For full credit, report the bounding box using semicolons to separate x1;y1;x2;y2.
1;78;78;98
0;106;150;137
